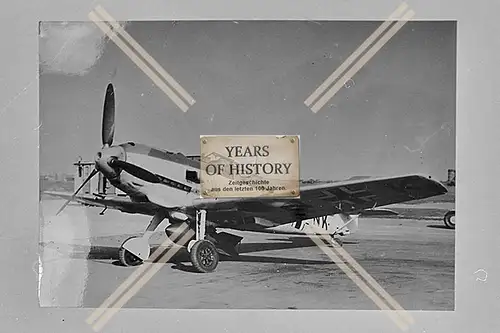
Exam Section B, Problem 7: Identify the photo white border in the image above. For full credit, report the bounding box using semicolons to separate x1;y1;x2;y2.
1;0;496;332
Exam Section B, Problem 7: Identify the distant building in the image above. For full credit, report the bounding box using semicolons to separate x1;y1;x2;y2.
64;174;74;182
73;159;125;196
74;160;99;194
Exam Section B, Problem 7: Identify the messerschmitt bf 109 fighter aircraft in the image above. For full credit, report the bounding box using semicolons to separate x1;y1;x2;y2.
46;83;448;273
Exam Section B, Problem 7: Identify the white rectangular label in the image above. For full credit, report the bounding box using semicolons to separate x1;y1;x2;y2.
200;135;300;198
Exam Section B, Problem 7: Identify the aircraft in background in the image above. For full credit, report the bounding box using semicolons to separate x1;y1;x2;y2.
443;210;455;229
45;83;448;273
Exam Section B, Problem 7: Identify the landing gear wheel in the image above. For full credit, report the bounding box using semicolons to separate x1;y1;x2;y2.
118;236;150;266
443;210;455;229
118;247;143;266
190;239;219;273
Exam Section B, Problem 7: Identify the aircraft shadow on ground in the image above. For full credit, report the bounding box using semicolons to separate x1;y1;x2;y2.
426;225;454;230
68;236;357;270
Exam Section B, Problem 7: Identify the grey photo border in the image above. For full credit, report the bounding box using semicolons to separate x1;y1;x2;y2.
1;0;496;332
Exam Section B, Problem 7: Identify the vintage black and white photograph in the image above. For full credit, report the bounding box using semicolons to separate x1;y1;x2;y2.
38;19;456;311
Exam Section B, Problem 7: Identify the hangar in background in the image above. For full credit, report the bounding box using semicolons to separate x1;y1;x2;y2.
73;157;125;196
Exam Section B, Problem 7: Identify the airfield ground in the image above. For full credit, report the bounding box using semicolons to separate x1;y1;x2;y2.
38;195;455;311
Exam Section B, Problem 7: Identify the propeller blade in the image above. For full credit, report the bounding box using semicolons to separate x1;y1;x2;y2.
55;168;99;216
110;159;161;184
102;83;115;147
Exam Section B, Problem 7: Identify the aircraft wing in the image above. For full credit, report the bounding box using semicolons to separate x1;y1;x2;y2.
44;191;158;215
44;174;447;227
193;174;448;225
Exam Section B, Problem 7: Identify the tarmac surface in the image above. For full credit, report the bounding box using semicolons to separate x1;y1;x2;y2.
39;199;455;310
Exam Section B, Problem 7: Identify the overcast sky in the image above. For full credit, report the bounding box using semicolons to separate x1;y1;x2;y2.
39;20;456;181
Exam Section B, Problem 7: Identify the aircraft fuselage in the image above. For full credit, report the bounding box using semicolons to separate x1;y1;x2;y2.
99;142;202;207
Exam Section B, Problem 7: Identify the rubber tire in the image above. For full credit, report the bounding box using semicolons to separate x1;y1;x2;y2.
118;247;144;267
190;240;219;273
443;210;455;229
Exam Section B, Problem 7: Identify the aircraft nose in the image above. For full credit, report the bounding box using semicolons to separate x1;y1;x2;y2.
94;146;125;179
95;151;102;163
95;152;110;172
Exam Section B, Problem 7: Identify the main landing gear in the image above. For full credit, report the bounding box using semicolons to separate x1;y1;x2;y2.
186;210;219;273
118;210;167;267
118;209;220;273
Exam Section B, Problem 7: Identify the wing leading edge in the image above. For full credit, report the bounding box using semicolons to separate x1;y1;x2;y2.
44;174;447;226
192;174;448;223
44;191;158;215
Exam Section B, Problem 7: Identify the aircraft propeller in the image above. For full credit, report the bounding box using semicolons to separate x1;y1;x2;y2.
54;169;98;216
101;83;115;147
53;83;178;217
54;83;116;216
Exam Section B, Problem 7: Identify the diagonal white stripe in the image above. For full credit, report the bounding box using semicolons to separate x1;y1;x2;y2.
92;230;194;332
304;2;409;107
330;234;415;324
89;11;191;112
307;232;411;330
95;6;195;107
311;9;415;113
86;222;190;325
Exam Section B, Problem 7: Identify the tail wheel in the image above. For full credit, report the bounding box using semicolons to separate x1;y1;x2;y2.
118;247;143;266
190;239;219;273
443;210;455;229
